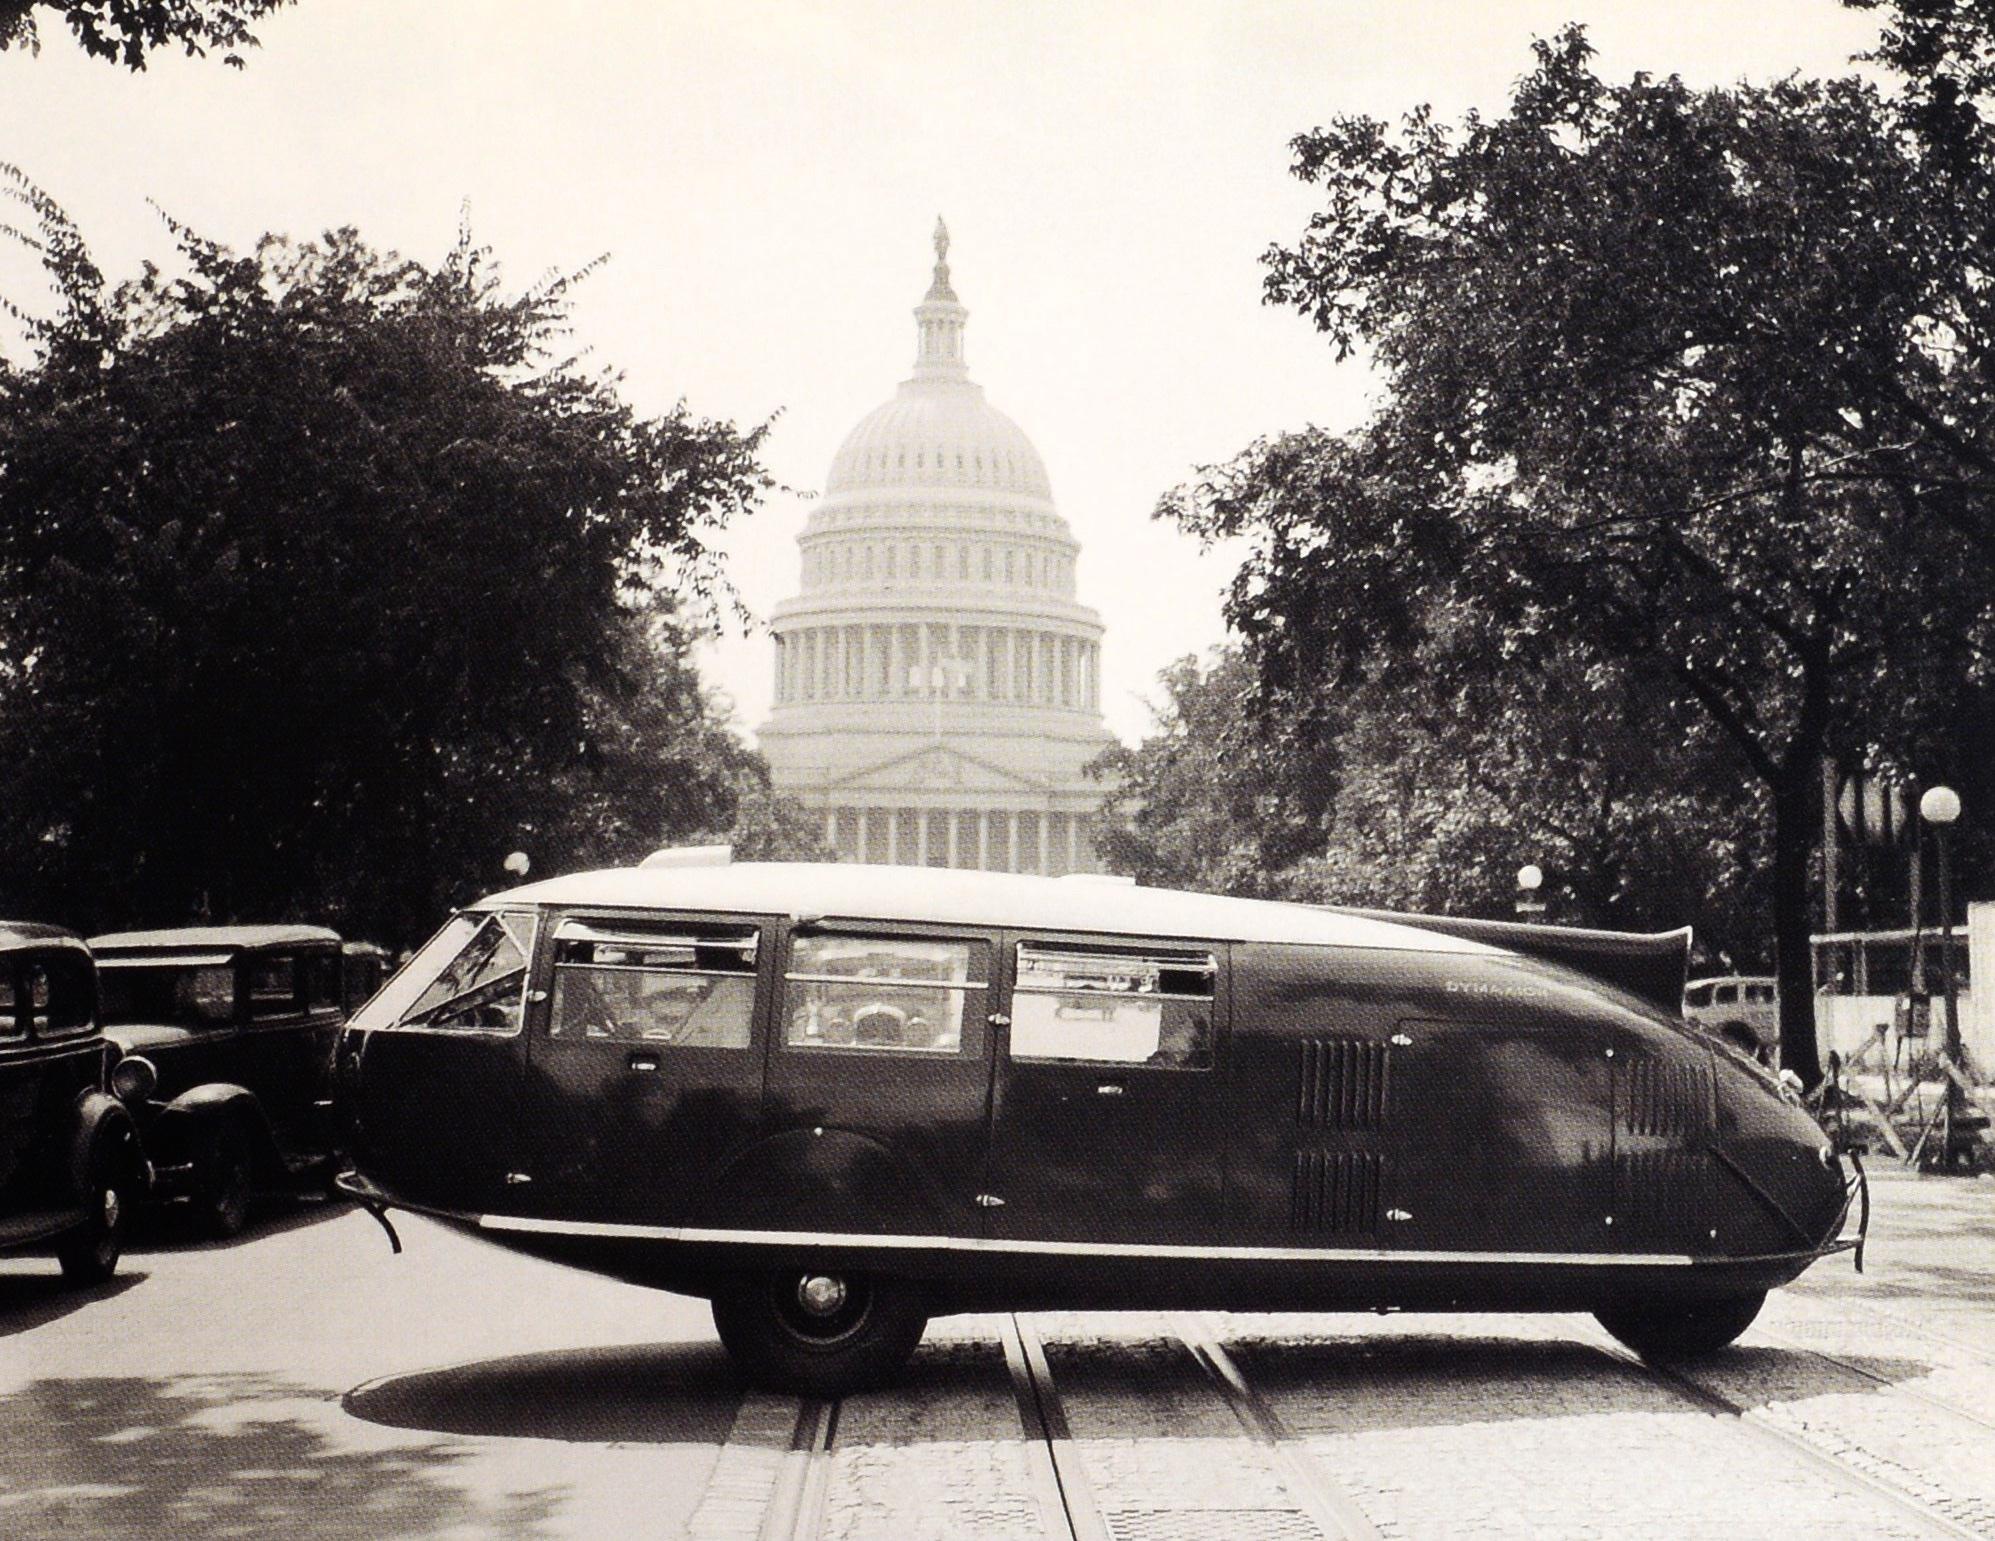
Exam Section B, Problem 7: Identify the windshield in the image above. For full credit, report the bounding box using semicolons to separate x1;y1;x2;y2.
349;911;535;1034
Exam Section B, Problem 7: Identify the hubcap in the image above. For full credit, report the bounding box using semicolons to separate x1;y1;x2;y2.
101;1187;121;1229
796;1274;848;1317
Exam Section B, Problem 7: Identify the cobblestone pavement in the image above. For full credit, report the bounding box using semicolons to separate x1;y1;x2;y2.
2;1169;1992;1539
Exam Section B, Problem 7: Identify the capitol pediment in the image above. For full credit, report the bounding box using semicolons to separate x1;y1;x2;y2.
827;742;1050;795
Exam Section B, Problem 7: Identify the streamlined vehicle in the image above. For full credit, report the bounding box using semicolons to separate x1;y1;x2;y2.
336;858;1863;1394
0;923;148;1283
95;925;346;1236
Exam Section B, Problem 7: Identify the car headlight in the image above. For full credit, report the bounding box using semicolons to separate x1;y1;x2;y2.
110;1054;158;1104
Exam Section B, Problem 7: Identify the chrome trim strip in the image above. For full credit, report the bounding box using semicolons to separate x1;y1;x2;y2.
782;973;988;990
471;1213;1701;1266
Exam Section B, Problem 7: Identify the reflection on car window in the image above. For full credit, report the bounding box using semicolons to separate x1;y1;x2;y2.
550;921;757;1048
249;954;297;1018
1010;943;1215;1067
0;972;18;1039
784;935;983;1055
383;912;536;1035
31;953;96;1038
99;964;234;1028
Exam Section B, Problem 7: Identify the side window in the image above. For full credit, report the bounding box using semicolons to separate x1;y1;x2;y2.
1713;983;1738;1006
784;934;985;1055
1684;985;1711;1009
304;952;341;1011
249;954;298;1018
1011;943;1216;1068
32;953;95;1038
0;968;19;1039
388;912;536;1035
550;919;758;1048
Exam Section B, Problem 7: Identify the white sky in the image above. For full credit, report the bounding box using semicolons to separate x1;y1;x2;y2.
0;0;1886;744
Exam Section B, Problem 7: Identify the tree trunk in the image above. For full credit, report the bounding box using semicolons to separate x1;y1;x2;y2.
1771;758;1824;1087
1770;658;1833;1090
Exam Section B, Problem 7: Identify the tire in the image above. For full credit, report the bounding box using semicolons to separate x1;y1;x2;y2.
711;1269;929;1395
197;1123;255;1240
1595;1291;1765;1360
57;1122;139;1286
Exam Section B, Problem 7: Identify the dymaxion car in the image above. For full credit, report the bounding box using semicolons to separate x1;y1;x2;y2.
335;854;1863;1394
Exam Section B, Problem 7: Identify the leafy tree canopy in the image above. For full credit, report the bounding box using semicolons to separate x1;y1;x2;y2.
0;176;802;943
0;0;292;68
1178;24;1995;1082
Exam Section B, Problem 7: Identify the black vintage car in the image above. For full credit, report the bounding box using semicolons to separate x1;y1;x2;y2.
336;857;1863;1395
0;923;148;1283
93;925;345;1237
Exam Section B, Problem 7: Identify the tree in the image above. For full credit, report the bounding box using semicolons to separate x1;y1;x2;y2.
0;178;788;944
1187;31;1995;1082
1129;432;1773;961
1087;647;1335;894
0;0;292;67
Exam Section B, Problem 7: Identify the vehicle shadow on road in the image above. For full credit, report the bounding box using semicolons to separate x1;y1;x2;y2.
0;1270;145;1339
343;1341;746;1445
0;1371;560;1539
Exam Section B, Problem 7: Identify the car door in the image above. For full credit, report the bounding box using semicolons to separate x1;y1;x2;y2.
981;934;1229;1246
342;910;536;1214
758;924;997;1238
518;912;771;1226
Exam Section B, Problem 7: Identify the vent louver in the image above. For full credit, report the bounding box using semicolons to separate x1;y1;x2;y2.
1621;1056;1710;1139
1298;1037;1388;1130
1291;1150;1381;1234
1614;1149;1710;1224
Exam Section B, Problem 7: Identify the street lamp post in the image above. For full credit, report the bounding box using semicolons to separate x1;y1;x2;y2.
1918;785;1965;1169
1515;864;1546;921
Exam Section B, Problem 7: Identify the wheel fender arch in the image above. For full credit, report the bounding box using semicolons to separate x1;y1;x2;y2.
68;1091;145;1198
701;1128;947;1236
152;1084;284;1179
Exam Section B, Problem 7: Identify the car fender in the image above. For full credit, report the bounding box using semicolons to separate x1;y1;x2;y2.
149;1083;283;1177
69;1091;146;1198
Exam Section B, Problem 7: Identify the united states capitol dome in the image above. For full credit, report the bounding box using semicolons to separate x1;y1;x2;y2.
758;218;1115;877
820;228;1054;505
824;383;1052;501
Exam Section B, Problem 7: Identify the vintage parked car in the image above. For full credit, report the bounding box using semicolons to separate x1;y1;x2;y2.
342;942;394;1017
336;858;1862;1395
93;925;345;1237
1684;975;1779;1065
0;922;149;1283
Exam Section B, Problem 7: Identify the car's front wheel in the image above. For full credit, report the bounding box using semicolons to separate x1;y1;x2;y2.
197;1123;255;1239
58;1123;140;1286
711;1269;928;1395
1595;1291;1765;1360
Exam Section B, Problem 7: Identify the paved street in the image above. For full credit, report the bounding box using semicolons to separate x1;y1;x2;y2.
4;1168;1994;1540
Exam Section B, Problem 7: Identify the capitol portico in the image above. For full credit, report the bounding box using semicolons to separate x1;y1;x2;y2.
757;222;1117;873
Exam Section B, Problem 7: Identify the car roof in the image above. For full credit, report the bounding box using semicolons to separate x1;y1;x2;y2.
0;920;89;957
478;863;1503;955
89;923;342;955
